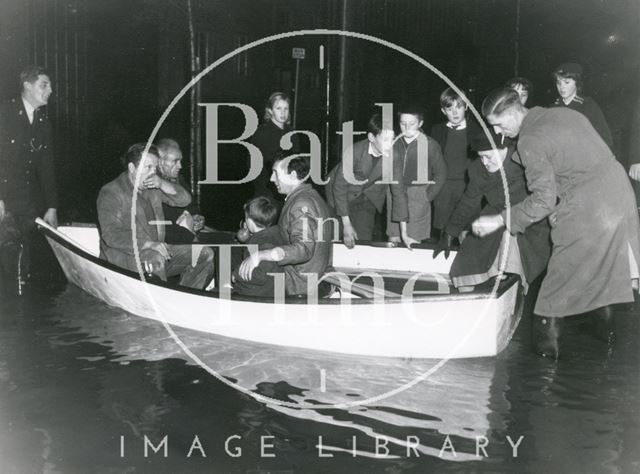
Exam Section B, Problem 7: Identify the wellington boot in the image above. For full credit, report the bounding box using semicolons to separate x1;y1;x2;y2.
591;305;616;344
531;315;563;360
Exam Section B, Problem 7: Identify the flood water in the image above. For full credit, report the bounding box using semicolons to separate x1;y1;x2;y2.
0;282;639;473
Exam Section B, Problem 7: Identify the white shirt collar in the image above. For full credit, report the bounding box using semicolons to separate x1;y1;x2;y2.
446;119;467;130
21;97;36;124
368;142;383;157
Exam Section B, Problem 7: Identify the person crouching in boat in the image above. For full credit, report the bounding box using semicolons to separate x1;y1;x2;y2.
433;127;551;295
238;154;334;297
232;197;285;297
97;143;214;289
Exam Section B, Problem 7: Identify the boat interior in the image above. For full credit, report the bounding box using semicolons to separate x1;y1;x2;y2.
43;222;520;304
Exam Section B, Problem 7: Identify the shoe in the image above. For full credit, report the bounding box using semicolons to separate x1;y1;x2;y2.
590;305;616;344
531;315;562;360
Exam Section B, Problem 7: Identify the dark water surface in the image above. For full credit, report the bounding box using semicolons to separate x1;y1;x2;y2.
1;283;639;473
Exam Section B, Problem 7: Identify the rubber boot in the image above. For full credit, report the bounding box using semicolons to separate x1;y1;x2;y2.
531;315;563;360
591;305;616;344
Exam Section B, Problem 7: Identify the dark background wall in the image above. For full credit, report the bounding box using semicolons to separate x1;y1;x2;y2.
0;0;638;230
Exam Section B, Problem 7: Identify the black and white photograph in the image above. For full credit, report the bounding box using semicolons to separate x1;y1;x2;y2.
1;0;639;472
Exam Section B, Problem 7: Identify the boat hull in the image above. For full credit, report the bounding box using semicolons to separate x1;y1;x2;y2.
39;220;523;359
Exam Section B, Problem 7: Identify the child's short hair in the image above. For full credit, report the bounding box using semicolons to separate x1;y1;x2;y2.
366;113;394;136
506;76;533;93
243;197;278;228
440;87;465;108
397;103;424;122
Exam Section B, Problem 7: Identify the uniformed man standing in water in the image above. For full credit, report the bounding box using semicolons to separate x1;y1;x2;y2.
0;66;58;292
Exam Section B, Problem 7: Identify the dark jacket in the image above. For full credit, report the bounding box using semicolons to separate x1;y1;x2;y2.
551;95;613;150
251;121;297;199
430;121;475;180
329;138;390;215
0;97;57;216
278;183;334;295
161;175;201;244
233;226;285;297
96;172;191;271
445;148;551;282
389;133;447;222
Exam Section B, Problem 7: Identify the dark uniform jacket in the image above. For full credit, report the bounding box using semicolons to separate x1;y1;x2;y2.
551;95;613;150
0;97;57;217
97;172;190;272
277;183;334;295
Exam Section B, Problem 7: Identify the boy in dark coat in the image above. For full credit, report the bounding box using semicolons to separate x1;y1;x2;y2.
431;88;475;237
233;197;285;297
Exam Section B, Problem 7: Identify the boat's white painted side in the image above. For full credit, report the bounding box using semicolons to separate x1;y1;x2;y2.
41;220;521;358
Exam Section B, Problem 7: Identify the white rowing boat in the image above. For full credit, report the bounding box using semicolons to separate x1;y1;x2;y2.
38;218;523;359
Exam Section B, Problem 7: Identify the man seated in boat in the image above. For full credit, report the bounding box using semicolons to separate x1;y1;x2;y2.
232;197;285;297
433;127;551;293
156;138;206;244
238;154;335;297
96;143;214;289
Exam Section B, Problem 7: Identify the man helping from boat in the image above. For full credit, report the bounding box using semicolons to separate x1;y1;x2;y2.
238;154;335;297
96;143;214;289
433;127;551;294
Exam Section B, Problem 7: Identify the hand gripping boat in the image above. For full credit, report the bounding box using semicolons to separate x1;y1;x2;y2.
38;219;523;359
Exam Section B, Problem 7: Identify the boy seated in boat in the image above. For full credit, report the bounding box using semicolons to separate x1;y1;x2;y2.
96;143;214;290
238;154;335;297
232;197;285;297
433;128;551;293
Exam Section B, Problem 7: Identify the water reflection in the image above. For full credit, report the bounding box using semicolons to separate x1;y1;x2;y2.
1;285;638;472
51;286;502;461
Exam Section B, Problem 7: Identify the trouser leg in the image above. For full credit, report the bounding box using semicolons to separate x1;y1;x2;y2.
0;241;22;295
166;244;215;290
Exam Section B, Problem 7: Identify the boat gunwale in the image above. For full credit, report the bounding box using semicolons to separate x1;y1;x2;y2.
39;220;519;305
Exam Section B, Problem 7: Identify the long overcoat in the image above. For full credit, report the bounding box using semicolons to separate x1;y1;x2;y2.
505;107;640;317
